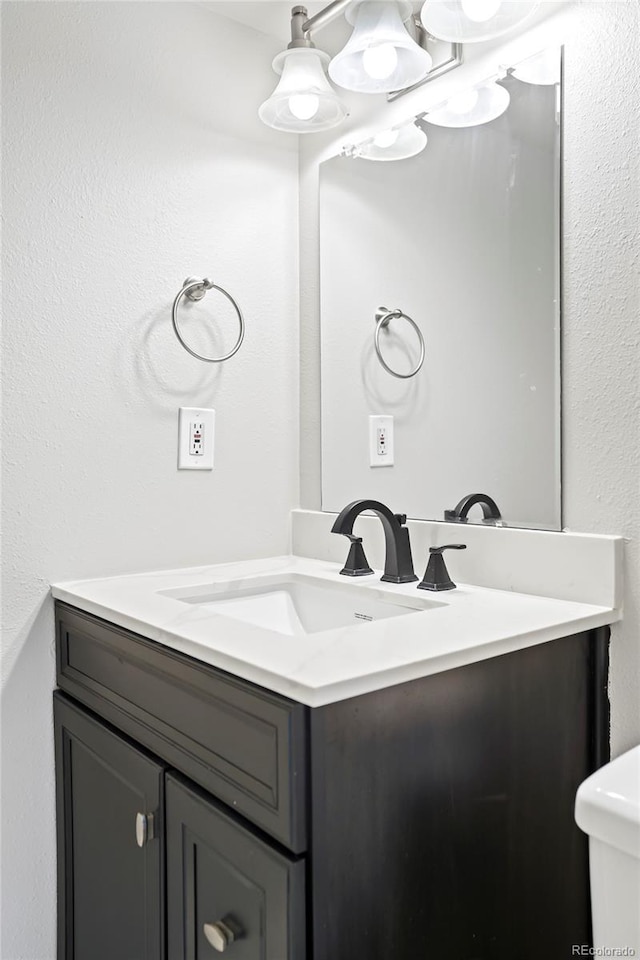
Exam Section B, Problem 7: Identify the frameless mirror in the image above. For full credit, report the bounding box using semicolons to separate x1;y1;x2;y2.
320;49;562;530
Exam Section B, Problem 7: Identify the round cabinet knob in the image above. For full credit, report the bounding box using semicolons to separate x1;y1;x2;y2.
203;919;237;953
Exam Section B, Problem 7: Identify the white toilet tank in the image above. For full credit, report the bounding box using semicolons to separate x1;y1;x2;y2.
575;745;640;955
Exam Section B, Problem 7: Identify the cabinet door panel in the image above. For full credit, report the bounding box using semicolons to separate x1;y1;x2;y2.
166;773;305;960
54;692;164;960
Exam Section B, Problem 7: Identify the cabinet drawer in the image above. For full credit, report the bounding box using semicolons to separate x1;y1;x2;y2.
166;773;306;960
56;602;307;852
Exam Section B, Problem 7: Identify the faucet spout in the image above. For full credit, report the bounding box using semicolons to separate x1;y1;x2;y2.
331;499;418;584
444;493;503;525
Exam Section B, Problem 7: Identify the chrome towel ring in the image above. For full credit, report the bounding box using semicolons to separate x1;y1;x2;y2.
374;307;425;379
172;277;245;363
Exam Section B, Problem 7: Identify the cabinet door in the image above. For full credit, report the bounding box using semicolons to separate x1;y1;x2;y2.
166;773;306;960
54;692;164;960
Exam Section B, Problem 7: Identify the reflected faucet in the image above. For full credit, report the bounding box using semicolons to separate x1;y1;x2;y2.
444;493;503;525
331;499;418;584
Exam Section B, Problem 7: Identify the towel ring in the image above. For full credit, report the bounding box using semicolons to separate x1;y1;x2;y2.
374;307;425;379
172;277;245;363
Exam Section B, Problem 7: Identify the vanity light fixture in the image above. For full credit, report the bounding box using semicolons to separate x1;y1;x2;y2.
420;0;540;44
328;1;432;94
424;78;509;127
259;0;540;134
349;120;428;160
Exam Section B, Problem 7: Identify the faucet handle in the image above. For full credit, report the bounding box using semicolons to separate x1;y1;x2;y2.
338;534;374;578
418;544;467;592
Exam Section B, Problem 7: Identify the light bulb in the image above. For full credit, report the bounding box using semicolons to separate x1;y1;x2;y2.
362;43;399;80
460;0;502;22
373;128;400;148
448;89;480;115
288;93;320;121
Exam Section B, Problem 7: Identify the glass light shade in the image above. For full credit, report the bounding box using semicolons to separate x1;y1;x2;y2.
259;48;348;133
356;121;428;160
512;48;561;86
425;80;510;127
420;1;539;43
329;1;433;94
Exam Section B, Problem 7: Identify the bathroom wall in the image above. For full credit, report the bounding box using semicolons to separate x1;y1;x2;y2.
1;4;299;958
300;0;640;754
561;0;640;756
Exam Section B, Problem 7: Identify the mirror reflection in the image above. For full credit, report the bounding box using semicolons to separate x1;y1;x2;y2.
320;49;562;530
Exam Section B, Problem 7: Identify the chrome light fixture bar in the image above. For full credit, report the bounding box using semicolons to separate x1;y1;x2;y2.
302;0;353;33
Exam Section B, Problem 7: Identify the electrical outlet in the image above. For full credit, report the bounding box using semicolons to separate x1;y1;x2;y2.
190;421;205;456
178;408;214;470
369;415;394;467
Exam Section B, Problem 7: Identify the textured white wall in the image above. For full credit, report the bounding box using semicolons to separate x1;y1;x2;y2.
300;1;640;753
561;2;640;756
1;4;298;958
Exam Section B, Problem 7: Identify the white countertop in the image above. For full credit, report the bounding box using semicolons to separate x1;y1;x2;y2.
52;555;620;706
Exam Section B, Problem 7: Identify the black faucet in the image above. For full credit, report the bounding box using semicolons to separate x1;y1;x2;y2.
331;499;418;584
444;493;502;525
418;544;467;591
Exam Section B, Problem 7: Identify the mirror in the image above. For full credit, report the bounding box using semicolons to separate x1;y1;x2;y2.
319;50;562;530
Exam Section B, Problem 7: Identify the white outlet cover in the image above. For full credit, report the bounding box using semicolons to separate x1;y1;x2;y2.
369;415;394;467
178;407;215;470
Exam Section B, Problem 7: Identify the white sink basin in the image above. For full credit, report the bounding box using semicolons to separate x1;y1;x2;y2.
160;572;443;637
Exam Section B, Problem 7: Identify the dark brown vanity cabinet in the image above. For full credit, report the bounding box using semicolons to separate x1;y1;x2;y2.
55;600;609;960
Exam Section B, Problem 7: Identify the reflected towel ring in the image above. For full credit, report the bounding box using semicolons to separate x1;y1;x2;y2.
172;277;245;363
374;307;425;379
